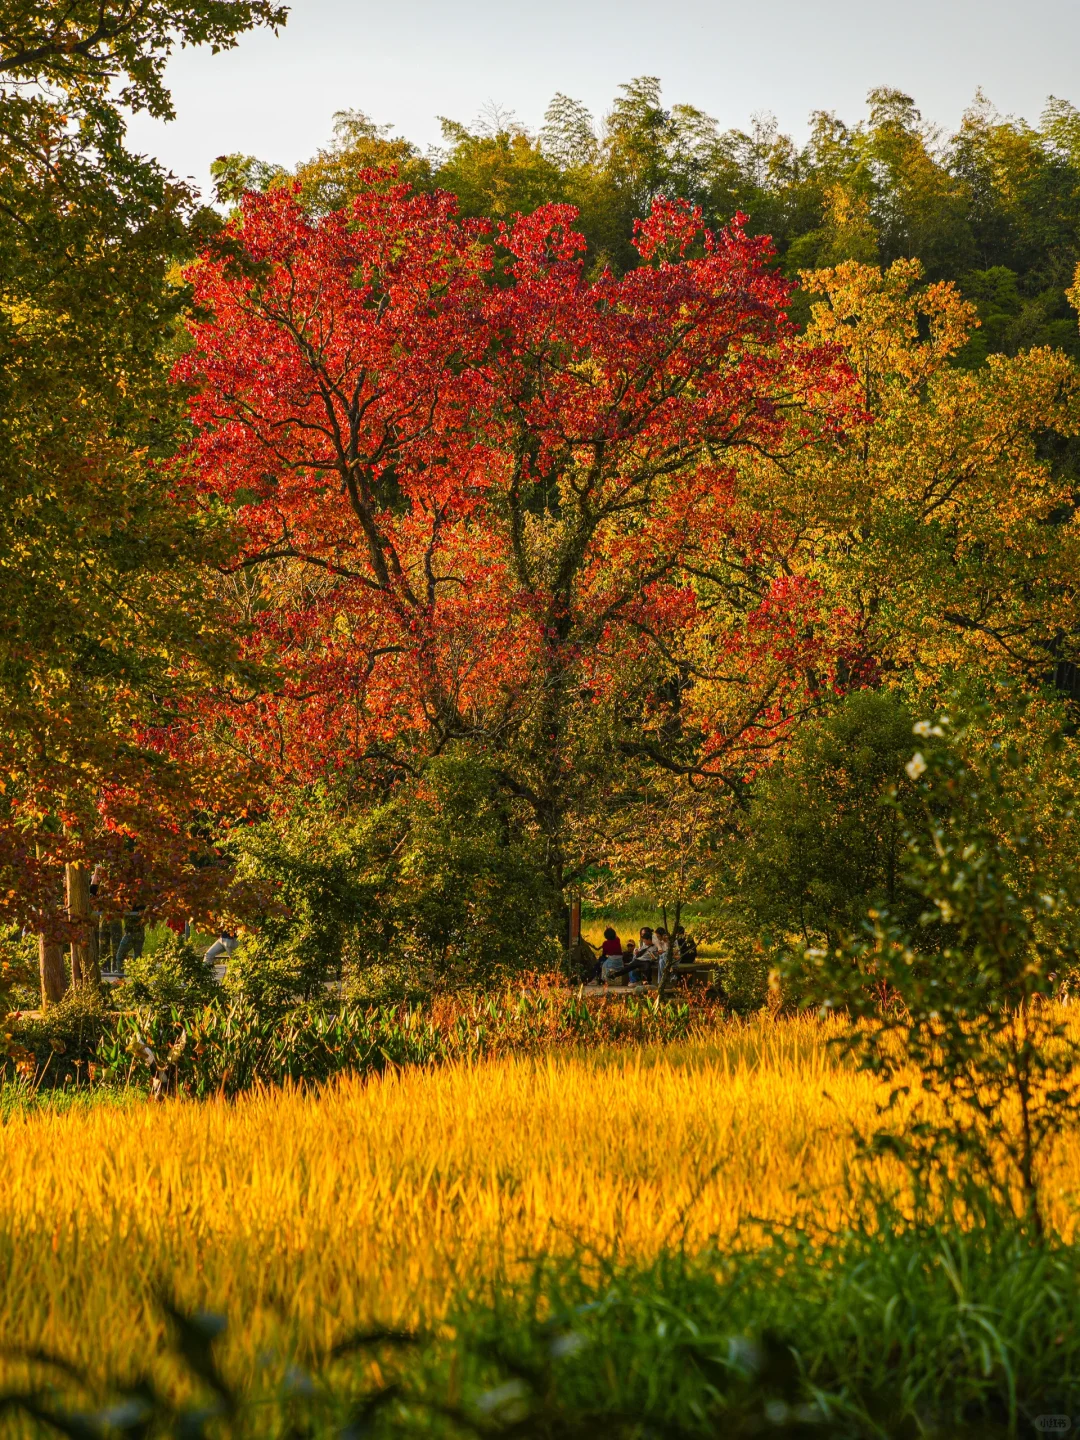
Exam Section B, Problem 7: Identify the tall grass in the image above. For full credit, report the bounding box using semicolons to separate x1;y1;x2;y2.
10;1222;1078;1436
0;1018;852;1365
4;1016;1080;1433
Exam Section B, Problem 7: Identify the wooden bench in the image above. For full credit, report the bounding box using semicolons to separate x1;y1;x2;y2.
595;960;719;991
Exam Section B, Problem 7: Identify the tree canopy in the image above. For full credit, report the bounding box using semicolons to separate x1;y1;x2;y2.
5;32;1080;996
224;78;1080;365
0;0;284;938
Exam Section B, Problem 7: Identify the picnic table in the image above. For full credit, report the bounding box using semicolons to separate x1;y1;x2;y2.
591;960;720;992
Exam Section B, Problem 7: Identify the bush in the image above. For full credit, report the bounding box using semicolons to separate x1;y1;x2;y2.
786;703;1080;1233
2;985;108;1087
0;930;37;1015
98;984;711;1097
397;753;563;985
220;936;321;1011
228;800;401;996
230;753;563;999
713;954;773;1014
123;933;219;1011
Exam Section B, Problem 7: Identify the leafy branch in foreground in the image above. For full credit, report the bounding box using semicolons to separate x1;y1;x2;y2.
0;1300;417;1439
787;703;1080;1234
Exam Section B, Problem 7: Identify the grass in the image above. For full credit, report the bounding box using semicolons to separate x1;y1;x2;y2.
0;1080;135;1122
8;1221;1079;1436
0;1016;864;1371
4;1014;1080;1434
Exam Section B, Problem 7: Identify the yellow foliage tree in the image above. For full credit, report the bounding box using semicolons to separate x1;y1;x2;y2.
600;259;1080;914
735;258;1080;690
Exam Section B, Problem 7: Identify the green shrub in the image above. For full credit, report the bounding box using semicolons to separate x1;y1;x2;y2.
0;930;37;1014
229;753;563;998
97;986;708;1098
2;985;108;1086
228;801;400;994
396;753;563;985
123;933;219;1010
221;936;321;1010
786;703;1080;1233
714;955;772;1014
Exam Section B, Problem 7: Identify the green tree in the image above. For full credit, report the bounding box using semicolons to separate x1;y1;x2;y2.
433;111;564;222
292;108;431;213
0;2;285;117
730;690;919;950
229;78;1080;339
0;0;283;995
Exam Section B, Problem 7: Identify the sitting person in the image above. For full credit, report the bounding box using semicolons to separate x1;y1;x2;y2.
569;932;599;982
598;925;626;985
600;926;623;958
628;927;657;987
674;924;698;965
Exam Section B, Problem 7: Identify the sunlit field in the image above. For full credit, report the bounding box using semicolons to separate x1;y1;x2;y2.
0;1018;827;1371
2;1010;1079;1401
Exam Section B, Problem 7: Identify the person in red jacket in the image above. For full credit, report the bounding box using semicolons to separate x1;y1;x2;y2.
599;927;625;984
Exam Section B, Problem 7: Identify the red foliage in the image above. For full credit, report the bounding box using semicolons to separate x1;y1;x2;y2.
176;178;861;814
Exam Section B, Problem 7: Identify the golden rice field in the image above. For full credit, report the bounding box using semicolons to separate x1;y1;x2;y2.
1;1013;1079;1389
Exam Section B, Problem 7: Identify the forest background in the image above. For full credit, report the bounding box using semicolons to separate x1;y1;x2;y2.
4;0;1080;1010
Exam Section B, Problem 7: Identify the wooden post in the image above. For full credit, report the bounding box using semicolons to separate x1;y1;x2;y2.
66;862;100;987
38;934;66;1008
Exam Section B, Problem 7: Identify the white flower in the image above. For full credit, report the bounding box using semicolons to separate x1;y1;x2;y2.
126;1037;157;1067
905;751;928;781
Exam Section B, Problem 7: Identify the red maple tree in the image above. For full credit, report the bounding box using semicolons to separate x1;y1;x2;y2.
176;177;861;887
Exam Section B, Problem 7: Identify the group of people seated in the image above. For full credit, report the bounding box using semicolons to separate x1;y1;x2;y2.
586;924;698;988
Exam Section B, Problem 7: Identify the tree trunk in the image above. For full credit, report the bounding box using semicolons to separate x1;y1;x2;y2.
66;862;99;987
38;934;66;1008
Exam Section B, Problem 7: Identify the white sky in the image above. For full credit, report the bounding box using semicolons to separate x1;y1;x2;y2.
126;0;1080;197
